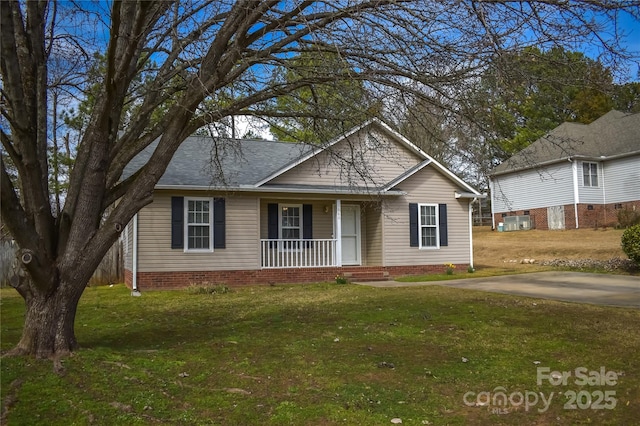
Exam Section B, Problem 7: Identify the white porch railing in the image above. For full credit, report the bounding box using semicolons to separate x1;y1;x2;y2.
260;239;337;268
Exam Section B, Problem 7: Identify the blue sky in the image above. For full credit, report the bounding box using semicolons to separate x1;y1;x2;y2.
619;11;640;81
583;9;640;82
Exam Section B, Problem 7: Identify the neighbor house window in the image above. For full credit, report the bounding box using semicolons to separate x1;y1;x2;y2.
419;204;439;248
582;162;598;187
185;197;213;251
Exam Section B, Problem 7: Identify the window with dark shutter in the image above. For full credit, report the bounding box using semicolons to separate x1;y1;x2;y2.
411;203;447;248
173;196;225;251
185;198;213;251
419;204;438;247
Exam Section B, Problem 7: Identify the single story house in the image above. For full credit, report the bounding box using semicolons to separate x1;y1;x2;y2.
489;110;640;230
122;119;483;289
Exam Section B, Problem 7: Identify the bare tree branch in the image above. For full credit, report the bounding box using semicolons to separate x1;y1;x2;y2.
1;0;638;358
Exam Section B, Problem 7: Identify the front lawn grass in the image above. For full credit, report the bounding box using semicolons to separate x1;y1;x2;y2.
2;283;639;425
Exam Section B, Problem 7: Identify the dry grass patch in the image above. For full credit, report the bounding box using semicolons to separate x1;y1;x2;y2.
473;226;627;272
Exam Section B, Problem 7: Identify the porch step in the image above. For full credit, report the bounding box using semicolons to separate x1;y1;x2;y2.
343;271;390;282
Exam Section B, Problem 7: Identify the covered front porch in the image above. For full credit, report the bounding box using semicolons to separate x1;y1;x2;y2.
259;199;379;269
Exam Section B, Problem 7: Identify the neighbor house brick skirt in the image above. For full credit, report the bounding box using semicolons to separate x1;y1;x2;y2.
494;201;640;230
124;264;468;290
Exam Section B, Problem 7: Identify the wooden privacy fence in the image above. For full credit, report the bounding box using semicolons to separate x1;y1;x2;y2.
0;240;16;287
89;241;124;286
0;240;123;287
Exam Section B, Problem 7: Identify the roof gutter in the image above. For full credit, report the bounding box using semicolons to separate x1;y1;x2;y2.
455;191;487;199
570;150;640;161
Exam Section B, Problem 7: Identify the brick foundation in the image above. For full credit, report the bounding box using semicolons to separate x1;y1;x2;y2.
124;264;468;290
494;201;640;230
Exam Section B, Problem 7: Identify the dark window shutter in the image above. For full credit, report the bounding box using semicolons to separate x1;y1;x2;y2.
303;204;313;239
171;196;184;249
409;203;418;247
439;203;448;247
213;198;225;249
268;203;279;239
303;204;313;248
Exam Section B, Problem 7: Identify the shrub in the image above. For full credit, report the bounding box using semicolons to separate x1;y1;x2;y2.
617;207;640;228
621;224;640;265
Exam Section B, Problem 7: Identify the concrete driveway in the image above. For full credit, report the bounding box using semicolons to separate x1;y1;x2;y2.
355;271;640;308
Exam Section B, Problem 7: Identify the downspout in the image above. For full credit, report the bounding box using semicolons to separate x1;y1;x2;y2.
132;213;141;296
601;161;607;225
571;159;580;229
335;199;342;267
489;178;496;229
469;199;475;269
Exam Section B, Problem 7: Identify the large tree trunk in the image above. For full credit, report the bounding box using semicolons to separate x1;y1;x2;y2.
9;278;85;359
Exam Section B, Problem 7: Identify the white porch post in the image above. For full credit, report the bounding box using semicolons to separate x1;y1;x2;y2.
468;202;474;269
335;199;342;267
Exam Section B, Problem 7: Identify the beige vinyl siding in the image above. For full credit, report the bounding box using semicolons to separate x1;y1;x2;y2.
271;130;422;187
363;203;383;265
137;191;260;272
383;167;471;266
358;205;367;265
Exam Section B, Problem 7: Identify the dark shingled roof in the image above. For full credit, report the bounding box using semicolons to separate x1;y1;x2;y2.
123;136;315;187
492;110;640;175
122;119;483;196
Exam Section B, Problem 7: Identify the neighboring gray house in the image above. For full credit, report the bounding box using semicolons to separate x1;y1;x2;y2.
122;119;483;289
489;110;640;230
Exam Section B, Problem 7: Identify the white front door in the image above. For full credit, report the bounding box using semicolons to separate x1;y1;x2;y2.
340;205;361;265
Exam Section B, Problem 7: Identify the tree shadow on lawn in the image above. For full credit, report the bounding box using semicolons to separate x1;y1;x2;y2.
74;286;461;362
76;308;261;352
75;296;354;352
